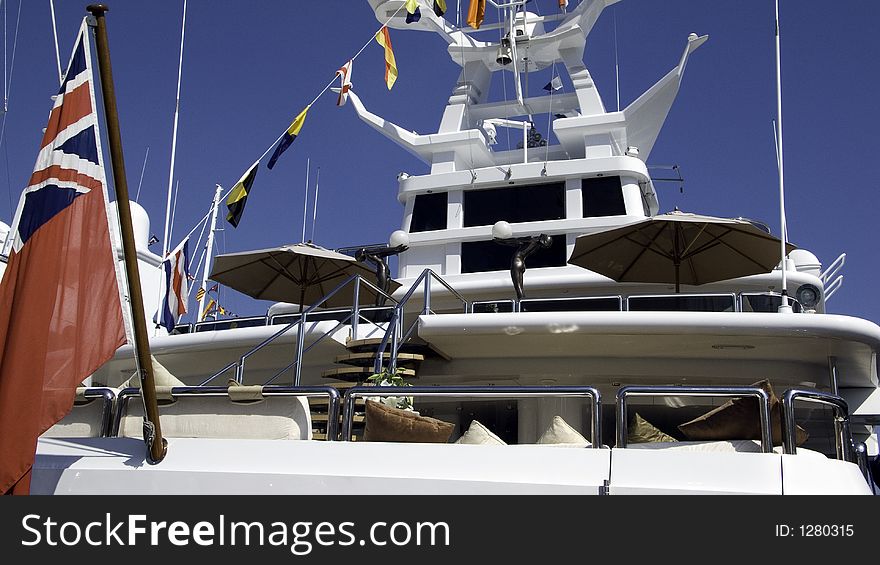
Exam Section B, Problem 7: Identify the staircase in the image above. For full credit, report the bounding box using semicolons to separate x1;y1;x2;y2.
309;337;437;440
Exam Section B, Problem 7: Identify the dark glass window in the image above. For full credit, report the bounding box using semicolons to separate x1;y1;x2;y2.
520;297;622;312
463;183;565;227
410;192;448;232
461;236;567;273
627;295;735;312
582;176;626;217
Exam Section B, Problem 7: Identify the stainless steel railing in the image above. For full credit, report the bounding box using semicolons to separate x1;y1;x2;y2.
340;385;602;446
616;385;774;452
373;269;470;374
199;273;397;386
780;389;852;460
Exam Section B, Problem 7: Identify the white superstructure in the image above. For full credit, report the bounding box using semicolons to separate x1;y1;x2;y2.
31;0;878;495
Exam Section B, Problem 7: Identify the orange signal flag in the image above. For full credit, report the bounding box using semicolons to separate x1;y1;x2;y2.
374;26;398;90
467;0;485;30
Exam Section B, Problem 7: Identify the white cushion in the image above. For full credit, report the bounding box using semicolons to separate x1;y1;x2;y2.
536;415;591;447
455;419;507;445
119;393;312;440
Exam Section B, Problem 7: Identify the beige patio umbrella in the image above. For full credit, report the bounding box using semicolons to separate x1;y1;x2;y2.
209;242;400;309
568;211;796;293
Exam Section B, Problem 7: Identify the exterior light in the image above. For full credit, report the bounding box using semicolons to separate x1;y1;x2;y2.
796;283;821;310
389;230;410;249
492;220;513;240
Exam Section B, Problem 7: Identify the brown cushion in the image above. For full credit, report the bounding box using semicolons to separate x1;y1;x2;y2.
678;380;809;446
628;413;678;444
363;400;454;443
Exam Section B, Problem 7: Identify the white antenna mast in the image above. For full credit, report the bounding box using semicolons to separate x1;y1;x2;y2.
613;7;620;112
302;158;310;243
49;0;63;85
198;184;223;320
162;0;187;261
774;0;791;313
154;0;187;334
310;166;320;242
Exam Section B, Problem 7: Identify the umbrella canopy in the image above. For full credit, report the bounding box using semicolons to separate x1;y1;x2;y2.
209;242;400;308
568;211;796;293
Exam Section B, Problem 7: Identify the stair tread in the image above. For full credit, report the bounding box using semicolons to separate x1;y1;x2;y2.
321;366;416;379
334;352;425;367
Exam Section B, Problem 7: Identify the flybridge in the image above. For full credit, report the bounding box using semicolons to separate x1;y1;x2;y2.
359;1;707;173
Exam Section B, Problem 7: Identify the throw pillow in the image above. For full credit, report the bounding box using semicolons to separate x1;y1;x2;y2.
455;419;507;445
628;413;678;444
678;379;809;446
363;400;454;443
536;415;591;447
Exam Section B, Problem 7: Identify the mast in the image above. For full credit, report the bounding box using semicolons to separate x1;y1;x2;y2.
162;0;187;265
49;0;63;85
86;4;166;463
199;184;223;320
774;0;791;313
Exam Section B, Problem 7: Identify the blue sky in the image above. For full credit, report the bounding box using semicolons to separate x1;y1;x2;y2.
1;0;877;325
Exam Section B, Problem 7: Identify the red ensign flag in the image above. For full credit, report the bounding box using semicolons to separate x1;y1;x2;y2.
0;20;125;494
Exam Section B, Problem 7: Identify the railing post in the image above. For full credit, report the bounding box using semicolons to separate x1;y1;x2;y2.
423;271;432;315
234;360;245;385
325;387;341;441
294;312;307;386
827;356;839;395
351;277;361;340
389;308;400;373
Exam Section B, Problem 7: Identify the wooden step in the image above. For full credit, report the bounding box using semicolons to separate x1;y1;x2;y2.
345;337;433;354
311;413;364;424
320;366;416;382
334;352;425;368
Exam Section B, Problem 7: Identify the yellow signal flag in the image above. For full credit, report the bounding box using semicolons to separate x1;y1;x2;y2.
375;26;398;90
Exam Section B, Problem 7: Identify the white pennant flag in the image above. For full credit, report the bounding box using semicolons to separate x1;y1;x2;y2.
336;60;353;106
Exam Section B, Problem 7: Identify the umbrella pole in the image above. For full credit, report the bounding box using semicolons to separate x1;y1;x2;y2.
675;262;680;294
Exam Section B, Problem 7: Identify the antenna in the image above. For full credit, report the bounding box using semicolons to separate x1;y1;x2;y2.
613;6;620;112
774;0;791;313
49;0;63;85
310;166;320;242
134;146;150;202
161;0;187;260
302;157;310;243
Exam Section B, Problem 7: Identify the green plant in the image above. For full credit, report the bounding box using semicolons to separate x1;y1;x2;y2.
366;367;413;411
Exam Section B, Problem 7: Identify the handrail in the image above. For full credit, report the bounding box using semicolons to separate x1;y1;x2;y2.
198;273;398;386
78;387;117;438
616;385;773;452
378;269;470;374
113;385;341;441
824;274;843;302
341;385;602;447
780;389;851;461
819;252;846;284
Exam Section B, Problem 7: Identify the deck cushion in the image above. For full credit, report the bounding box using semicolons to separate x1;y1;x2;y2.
678;380;809;446
455;419;507;445
628;413;678;444
363;400;454;443
536;415;591;447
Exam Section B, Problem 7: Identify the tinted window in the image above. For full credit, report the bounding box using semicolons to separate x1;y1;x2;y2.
410;192;447;232
461;236;567;273
520;297;621;312
463;183;565;227
627;295;735;312
582;176;626;217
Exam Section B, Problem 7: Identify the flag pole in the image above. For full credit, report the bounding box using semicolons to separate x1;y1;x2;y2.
86;4;166;463
198;184;223;319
